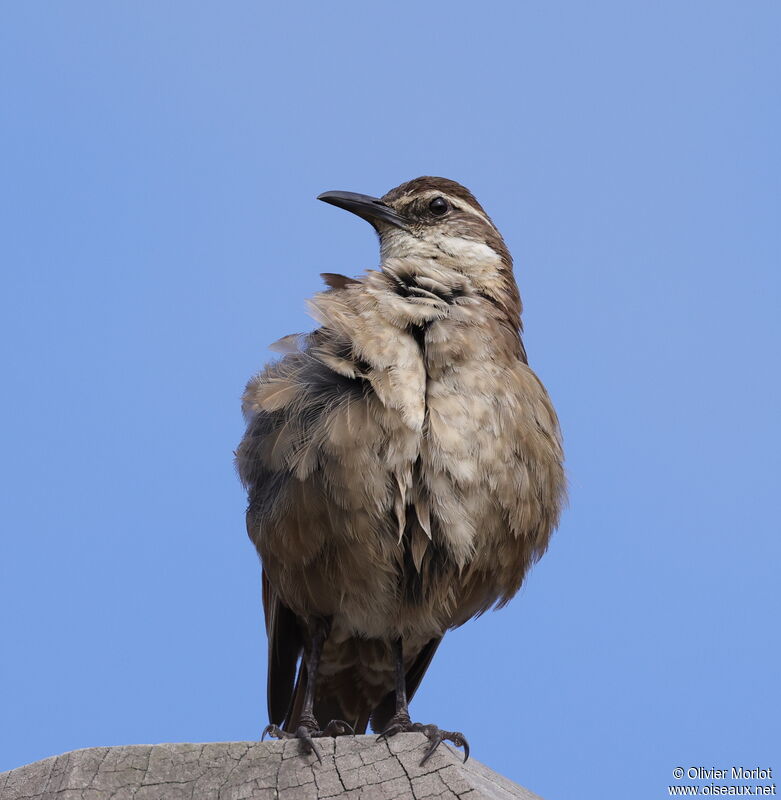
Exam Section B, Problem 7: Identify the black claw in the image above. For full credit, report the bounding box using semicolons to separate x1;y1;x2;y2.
261;724;282;742
419;736;441;766
418;732;469;766
376;723;399;743
378;718;470;766
261;717;356;764
323;719;355;737
260;721;322;763
461;738;470;763
296;726;323;764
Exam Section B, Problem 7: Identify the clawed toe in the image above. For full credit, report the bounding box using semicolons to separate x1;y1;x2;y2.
294;724;323;763
376;724;400;742
260;721;323;763
376;714;409;742
419;726;469;765
378;717;470;766
322;719;355;737
261;723;285;742
261;718;355;765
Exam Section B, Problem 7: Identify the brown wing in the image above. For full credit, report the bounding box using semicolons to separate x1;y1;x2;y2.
262;570;303;726
240;347;375;732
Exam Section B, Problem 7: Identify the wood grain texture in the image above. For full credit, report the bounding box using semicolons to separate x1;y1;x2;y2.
1;736;544;800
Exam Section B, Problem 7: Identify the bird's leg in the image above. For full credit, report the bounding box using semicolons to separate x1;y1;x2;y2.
293;617;328;747
262;618;353;763
381;637;413;732
378;638;470;766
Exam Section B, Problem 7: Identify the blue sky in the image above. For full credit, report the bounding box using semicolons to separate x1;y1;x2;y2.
1;3;778;798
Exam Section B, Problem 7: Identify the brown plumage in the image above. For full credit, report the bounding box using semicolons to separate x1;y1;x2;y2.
236;177;565;763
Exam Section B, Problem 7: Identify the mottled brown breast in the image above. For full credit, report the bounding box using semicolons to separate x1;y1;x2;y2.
238;267;565;641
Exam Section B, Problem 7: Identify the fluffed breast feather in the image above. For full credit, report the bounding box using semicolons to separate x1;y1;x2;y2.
236;265;565;639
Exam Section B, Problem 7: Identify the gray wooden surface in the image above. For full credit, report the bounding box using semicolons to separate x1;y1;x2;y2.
0;735;544;800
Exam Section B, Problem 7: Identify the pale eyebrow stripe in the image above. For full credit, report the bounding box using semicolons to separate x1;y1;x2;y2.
423;192;494;228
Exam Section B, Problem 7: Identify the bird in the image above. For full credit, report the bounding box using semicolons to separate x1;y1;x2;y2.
235;176;565;766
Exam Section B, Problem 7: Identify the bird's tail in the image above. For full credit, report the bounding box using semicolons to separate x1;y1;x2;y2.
284;663;371;735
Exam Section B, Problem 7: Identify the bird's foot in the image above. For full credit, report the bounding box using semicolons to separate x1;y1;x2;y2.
378;712;470;765
262;716;354;764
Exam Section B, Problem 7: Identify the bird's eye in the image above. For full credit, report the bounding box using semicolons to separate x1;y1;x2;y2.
428;196;449;216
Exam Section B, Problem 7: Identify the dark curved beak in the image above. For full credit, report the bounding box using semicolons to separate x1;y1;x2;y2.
317;191;408;230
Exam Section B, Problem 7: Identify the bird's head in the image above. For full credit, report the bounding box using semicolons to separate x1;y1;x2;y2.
318;176;521;326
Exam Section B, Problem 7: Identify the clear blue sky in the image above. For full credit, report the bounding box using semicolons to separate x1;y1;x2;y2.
1;3;778;798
